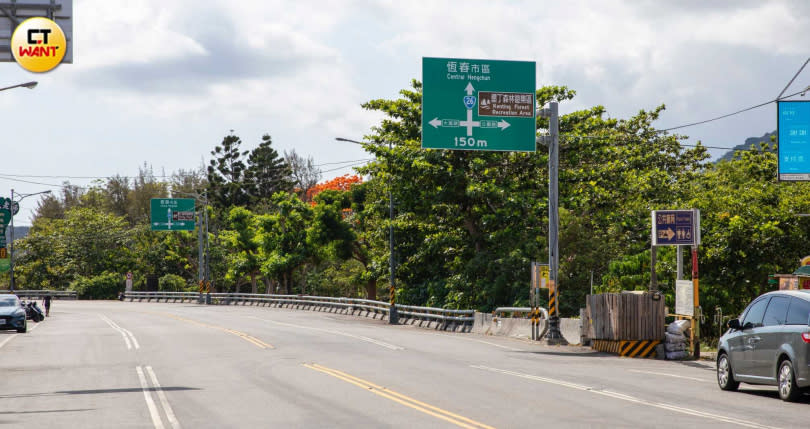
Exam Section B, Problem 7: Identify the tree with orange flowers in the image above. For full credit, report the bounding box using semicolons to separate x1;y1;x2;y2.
306;174;362;203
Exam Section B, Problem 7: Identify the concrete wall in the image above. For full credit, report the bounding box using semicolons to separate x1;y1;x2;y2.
472;312;583;345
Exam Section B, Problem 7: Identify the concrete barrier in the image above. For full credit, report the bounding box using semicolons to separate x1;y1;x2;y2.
472;311;583;344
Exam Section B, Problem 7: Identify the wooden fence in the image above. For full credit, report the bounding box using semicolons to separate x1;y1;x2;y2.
585;292;665;341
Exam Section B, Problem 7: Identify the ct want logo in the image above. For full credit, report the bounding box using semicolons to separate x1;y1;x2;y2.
11;17;67;73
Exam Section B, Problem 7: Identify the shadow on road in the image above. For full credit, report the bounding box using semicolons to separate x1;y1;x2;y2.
0;408;95;415
513;350;607;357
735;388;810;403
0;386;199;399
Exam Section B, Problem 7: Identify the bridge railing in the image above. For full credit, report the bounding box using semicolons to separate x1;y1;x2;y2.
0;290;78;300
493;306;549;320
121;291;474;328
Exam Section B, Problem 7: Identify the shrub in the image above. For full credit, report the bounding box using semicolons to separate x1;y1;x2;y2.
159;274;188;292
70;272;123;300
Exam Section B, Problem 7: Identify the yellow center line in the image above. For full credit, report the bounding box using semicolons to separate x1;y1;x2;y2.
146;311;273;349
303;363;495;429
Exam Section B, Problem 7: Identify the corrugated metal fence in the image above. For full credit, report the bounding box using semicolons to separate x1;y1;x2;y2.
585;292;664;341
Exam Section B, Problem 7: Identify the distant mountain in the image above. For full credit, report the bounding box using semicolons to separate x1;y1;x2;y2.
717;131;777;162
4;226;30;243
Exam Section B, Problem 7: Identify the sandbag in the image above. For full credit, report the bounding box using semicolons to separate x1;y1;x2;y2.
665;332;687;344
665;342;687;352
666;319;690;334
666;350;689;360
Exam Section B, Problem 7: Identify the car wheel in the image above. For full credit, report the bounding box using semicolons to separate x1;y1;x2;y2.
717;353;739;391
16;320;27;334
778;360;802;402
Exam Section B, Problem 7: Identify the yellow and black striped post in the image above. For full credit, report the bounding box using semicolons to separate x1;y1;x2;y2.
389;283;398;324
548;281;557;318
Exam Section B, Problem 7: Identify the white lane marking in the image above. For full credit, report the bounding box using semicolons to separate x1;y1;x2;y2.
420;332;525;351
122;327;141;349
629;369;710;383
459;338;523;351
249;316;405;350
0;321;43;349
471;365;780;429
0;334;16;349
146;366;181;429
100;314;139;350
100;315;131;349
136;366;165;429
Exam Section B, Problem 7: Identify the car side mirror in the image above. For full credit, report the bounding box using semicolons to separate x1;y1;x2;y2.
728;319;741;330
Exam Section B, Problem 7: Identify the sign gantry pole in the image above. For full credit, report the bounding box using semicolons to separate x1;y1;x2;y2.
543;102;565;344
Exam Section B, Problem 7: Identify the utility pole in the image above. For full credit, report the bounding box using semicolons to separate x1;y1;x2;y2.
9;189;15;292
540;102;565;344
197;208;205;303
388;139;398;324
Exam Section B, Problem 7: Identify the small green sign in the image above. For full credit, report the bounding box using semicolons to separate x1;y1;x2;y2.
150;198;196;231
422;57;536;152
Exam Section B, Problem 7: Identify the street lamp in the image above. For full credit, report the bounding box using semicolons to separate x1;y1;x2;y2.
335;137;398;324
9;189;51;292
0;81;37;92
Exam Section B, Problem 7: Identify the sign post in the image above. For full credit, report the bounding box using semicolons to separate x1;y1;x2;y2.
422;57;536;151
652;209;701;358
150;198;195;231
530;262;549;340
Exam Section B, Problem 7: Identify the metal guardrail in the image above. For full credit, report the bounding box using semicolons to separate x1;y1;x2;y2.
0;290;78;300
121;291;475;326
494;307;533;317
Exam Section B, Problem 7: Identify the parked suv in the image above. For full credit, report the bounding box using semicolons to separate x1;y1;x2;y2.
717;290;810;401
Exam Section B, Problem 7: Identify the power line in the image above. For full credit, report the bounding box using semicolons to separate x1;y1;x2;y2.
777;57;810;100
656;86;809;133
0;158;374;181
558;134;769;152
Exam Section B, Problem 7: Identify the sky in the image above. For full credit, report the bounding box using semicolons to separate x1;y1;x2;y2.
1;0;809;225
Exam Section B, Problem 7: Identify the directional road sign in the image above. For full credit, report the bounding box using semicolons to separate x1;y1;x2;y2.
422;57;536;151
778;101;810;181
652;209;700;246
150;198;195;231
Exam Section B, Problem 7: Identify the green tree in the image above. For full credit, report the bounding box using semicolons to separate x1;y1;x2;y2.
222;207;262;293
245;134;293;204
308;186;383;299
684;144;810;327
16;206;133;288
357;80;707;313
258;192;312;294
207;133;250;210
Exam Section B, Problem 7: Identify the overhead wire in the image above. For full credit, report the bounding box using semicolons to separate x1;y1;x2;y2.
655;54;810;133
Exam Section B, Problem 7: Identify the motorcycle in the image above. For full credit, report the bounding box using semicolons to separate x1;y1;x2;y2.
22;300;45;322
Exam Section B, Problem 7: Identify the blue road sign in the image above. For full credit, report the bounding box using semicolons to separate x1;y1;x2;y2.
778;101;810;181
652;210;700;246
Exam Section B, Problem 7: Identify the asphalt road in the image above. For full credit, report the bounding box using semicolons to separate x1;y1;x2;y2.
1;301;808;428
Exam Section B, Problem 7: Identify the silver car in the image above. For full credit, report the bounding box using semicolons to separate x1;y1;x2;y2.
717;290;810;401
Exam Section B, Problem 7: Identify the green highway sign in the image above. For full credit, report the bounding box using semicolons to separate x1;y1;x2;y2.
422;57;536;151
150;198;196;231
